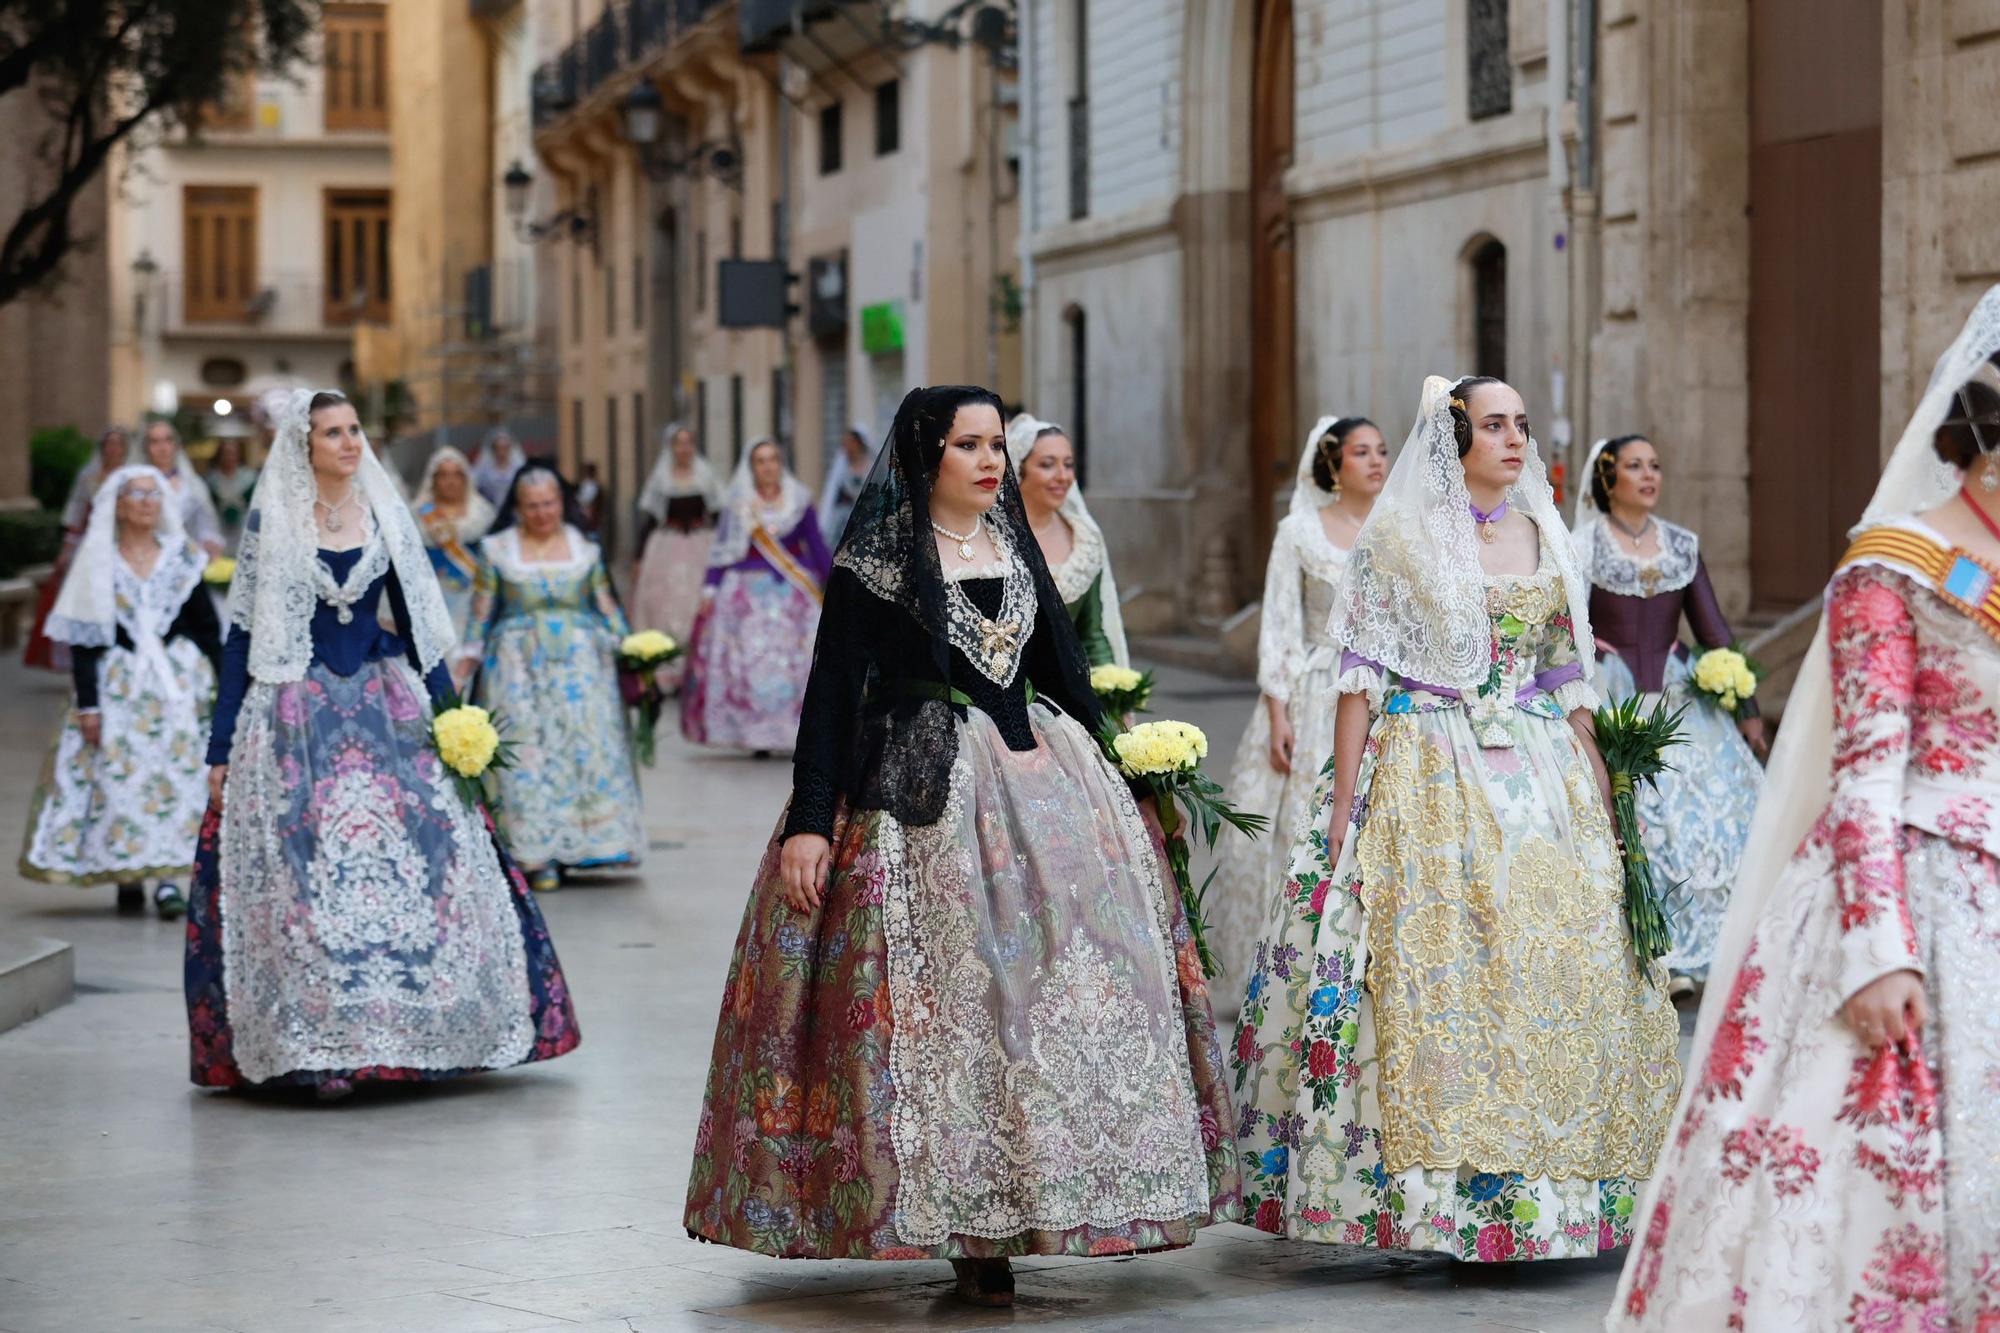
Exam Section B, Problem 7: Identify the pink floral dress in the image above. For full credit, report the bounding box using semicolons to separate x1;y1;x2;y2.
1611;520;2000;1330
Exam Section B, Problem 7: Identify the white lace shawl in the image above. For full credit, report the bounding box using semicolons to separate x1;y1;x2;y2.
708;440;815;569
1330;374;1593;691
46;465;201;647
1572;514;1700;597
225;389;456;683
412;446;497;542
637;425;725;522
1004;413;1130;667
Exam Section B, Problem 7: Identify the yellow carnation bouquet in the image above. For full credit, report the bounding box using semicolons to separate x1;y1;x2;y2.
1108;718;1269;978
1690;645;1761;718
616;629;683;767
202;556;236;586
432;699;517;810
1089;663;1154;717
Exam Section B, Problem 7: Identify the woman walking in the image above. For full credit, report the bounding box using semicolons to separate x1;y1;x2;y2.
1005;414;1128;667
1232;374;1680;1261
412;446;495;642
1573;434;1765;990
459;464;643;892
630;423;722;692
206;436;259;553
186;390;578;1098
141;420;223;555
1608;287;2000;1331
20;465;220;919
25;426;131;672
1208;415;1387;988
683;386;1239;1305
680;438;830;753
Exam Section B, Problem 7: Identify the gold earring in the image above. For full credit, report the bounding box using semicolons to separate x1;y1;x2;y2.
1982;456;2000;493
1330;476;1342;499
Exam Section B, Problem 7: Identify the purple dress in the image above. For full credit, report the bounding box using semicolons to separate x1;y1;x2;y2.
680;508;832;751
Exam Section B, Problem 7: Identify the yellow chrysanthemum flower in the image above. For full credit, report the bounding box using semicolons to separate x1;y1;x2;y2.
621;629;678;662
1090;664;1143;693
433;705;500;777
1111;719;1208;776
203;557;236;584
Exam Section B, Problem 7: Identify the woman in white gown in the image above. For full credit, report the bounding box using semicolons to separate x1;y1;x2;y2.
1209;415;1387;987
1608;286;2000;1331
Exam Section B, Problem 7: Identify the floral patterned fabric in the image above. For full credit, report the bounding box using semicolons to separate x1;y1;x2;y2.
1231;549;1681;1261
681;512;828;752
1610;555;2000;1329
1595;651;1762;980
684;704;1241;1258
466;527;642;871
187;652;579;1088
21;560;215;885
631;526;708;691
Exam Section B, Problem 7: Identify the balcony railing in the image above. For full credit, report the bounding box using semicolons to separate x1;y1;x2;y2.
152;269;380;338
532;0;726;127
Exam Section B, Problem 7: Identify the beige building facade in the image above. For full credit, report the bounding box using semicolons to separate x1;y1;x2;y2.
111;2;393;434
526;0;1021;559
1020;0;2000;645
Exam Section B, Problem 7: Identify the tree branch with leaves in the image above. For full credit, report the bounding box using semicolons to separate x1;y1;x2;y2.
0;0;318;307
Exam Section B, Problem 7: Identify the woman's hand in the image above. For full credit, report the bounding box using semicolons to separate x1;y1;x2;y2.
208;764;228;811
1841;969;1928;1049
76;712;101;747
1266;701;1295;775
1738;715;1770;761
779;833;831;913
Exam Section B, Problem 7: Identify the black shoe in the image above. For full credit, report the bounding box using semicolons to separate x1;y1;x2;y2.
154;884;187;921
116;883;144;914
949;1258;1015;1307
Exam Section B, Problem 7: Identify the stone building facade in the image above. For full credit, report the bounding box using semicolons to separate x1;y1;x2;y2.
1020;0;2000;642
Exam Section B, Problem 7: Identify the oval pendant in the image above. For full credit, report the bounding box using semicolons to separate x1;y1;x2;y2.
336;607;353;624
959;541;975;562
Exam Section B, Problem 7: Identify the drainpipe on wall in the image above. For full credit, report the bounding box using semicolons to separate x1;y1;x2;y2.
1016;0;1037;410
1567;0;1598;466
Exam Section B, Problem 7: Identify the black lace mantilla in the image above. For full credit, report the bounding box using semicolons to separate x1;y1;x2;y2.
781;569;1115;839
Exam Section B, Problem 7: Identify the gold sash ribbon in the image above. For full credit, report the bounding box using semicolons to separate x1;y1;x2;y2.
1840;526;2000;646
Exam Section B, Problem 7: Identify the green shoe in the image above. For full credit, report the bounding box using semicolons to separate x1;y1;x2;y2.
154;884;187;921
528;867;560;893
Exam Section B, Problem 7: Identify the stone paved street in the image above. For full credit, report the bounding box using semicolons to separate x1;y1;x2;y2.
0;652;1632;1333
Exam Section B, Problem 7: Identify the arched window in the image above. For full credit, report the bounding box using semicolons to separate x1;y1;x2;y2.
1064;304;1089;485
1470;238;1507;380
1467;0;1511;121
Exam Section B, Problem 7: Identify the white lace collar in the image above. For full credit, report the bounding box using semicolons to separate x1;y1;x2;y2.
481;524;600;580
1574;515;1699;597
1280;508;1353;586
1045;515;1107;602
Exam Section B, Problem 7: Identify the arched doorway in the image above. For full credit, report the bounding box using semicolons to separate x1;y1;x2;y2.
1247;0;1294;558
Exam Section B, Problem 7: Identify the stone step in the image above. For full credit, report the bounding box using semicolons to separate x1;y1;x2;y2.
1131;632;1246;678
0;935;73;1035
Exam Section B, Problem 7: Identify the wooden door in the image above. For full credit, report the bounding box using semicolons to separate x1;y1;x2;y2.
183;186;258;323
1249;0;1295;561
1747;0;1881;608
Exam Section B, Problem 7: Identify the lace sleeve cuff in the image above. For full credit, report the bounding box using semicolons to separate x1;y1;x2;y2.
782;765;840;841
1334;655;1387;712
1549;677;1599;716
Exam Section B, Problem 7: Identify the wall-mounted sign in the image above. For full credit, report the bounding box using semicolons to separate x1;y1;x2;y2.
860;301;903;357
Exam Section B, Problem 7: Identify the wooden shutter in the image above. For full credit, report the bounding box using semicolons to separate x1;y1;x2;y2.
324;3;388;132
324;189;392;324
183;185;259;323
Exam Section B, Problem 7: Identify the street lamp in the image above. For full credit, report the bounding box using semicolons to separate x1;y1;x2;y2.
621;81;744;191
501;159;596;246
131;248;159;333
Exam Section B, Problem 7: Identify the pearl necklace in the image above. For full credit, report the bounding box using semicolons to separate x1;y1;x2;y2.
931;516;981;562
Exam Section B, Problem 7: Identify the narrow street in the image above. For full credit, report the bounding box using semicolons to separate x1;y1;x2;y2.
0;653;1626;1333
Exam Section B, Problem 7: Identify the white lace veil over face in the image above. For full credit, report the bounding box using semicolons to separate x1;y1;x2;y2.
225;389;457;683
1329;374;1593;691
709;438;815;569
46;465;195;647
1003;413;1130;666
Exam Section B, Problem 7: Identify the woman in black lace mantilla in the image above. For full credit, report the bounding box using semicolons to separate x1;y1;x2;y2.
681;385;1240;1305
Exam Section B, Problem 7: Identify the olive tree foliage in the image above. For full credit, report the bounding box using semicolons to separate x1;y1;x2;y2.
0;0;319;307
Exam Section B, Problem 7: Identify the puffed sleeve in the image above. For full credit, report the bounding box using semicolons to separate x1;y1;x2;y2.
1823;563;1924;1006
781;566;872;841
1255;523;1308;702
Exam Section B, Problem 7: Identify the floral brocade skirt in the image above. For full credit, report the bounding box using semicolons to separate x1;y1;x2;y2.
680;569;817;752
185;657;579;1090
1595;651;1762;981
1609;826;2000;1329
683;704;1242;1259
20;641;213;885
631;528;709;691
1230;701;1681;1261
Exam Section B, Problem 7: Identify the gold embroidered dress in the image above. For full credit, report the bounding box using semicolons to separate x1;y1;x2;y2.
1229;531;1682;1261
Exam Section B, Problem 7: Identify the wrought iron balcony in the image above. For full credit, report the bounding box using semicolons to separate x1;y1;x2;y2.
531;0;726;128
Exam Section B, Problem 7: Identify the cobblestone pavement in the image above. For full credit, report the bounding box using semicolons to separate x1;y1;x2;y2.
0;654;1632;1332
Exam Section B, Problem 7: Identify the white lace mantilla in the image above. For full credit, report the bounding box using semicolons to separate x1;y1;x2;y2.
1573;515;1699;598
878;707;1211;1245
1046;516;1107;604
